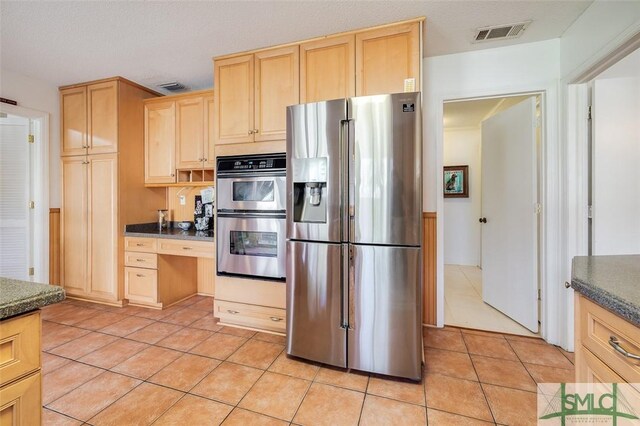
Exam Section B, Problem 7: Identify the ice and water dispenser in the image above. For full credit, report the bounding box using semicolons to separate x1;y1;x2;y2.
292;157;328;223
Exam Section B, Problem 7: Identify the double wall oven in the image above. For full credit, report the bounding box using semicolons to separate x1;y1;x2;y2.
216;154;286;281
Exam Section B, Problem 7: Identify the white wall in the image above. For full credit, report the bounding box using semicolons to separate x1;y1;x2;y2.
0;69;61;207
443;127;481;266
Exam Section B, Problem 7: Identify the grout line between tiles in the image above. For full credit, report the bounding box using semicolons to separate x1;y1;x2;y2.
461;327;498;425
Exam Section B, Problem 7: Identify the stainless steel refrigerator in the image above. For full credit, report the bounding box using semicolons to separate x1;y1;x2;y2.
286;92;422;380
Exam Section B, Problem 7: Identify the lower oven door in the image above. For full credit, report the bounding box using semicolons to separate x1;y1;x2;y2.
217;213;286;280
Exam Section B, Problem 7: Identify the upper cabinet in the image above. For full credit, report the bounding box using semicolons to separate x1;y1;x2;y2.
214;45;299;145
355;22;421;96
300;35;355;103
61;80;119;156
144;90;215;185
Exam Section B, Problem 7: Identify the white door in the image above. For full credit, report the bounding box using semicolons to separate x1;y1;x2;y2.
481;97;538;332
0;115;32;281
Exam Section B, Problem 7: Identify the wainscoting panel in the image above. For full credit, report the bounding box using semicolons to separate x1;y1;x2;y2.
49;208;60;285
423;212;437;325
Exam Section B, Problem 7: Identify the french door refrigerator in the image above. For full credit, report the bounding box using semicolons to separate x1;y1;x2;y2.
286;92;422;380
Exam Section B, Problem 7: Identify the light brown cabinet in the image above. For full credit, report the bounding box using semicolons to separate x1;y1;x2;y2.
61;80;119;156
214;45;299;145
144;91;214;185
300;35;355;103
60;77;165;305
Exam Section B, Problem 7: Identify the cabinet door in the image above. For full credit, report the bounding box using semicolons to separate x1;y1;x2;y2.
176;96;205;169
145;101;176;184
255;46;299;142
88;154;118;301
61;156;88;294
87;80;118;155
204;95;215;168
0;372;41;426
355;22;420;96
60;86;87;156
300;35;355;103
214;54;254;144
125;267;158;305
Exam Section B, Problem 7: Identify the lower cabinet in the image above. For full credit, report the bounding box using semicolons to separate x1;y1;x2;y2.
0;372;41;426
124;267;158;305
215;300;286;333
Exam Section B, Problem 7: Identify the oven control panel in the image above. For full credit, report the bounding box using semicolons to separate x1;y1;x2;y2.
217;154;286;174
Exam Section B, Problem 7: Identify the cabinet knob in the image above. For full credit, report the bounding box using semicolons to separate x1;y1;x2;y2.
203;158;207;162
253;129;259;133
270;317;283;322
171;173;175;177
248;130;254;135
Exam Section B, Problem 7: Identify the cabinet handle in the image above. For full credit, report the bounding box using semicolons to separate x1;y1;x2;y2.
136;274;144;278
136;258;145;262
609;336;640;361
227;310;239;314
136;243;144;247
182;247;192;250
270;317;283;322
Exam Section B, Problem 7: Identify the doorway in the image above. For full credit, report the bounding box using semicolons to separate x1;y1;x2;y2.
0;105;49;283
442;94;542;337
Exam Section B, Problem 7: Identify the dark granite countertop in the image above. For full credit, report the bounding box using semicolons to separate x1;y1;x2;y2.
0;277;65;320
124;222;214;242
571;255;640;327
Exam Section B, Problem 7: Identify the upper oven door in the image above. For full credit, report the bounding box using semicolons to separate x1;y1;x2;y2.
217;174;286;212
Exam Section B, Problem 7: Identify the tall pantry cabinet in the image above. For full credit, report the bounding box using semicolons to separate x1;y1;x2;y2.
60;77;165;305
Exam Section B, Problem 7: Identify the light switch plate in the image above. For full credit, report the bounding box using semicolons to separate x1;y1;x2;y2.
179;195;186;205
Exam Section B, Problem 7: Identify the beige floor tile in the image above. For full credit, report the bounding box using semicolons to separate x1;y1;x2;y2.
218;326;257;338
47;307;102;326
482;383;537;426
42;353;72;375
504;333;547;345
314;366;369;392
42;408;83;426
367;375;425;406
191;297;214;311
227;339;283;369
293;382;364;426
125;321;183;344
40;303;79;321
222;408;288;425
111;345;182;380
88;382;183;426
424;327;467;352
174;295;202;307
560;348;575;364
42;323;90;351
360;394;427;426
148;353;220;392
190;332;247;360
190;361;263;405
154;394;233;425
190;313;223;332
98;315;155;337
42;361;103;405
268;352;319;380
130;306;176;320
462;333;518;360
253;332;286;345
77;338;148;369
509;340;574;369
524;363;575;384
427;408;495;425
156;326;213;351
46;371;141;421
424;373;493;421
49;331;118;360
74;311;127;331
160;307;209;326
239;371;310;421
424;347;477;381
471;355;537;391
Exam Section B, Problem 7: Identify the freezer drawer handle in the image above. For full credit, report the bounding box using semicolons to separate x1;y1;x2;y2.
227;310;239;314
609;336;640;361
270;317;283;322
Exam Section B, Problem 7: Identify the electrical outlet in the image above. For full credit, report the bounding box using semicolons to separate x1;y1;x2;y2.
179;195;186;205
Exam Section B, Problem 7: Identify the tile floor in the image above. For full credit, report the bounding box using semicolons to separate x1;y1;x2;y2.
444;264;539;337
40;297;574;425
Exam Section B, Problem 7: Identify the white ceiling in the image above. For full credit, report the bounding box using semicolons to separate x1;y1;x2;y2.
444;95;533;128
0;1;592;93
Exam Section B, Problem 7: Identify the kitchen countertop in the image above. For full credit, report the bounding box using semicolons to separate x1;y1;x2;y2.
0;277;65;320
571;255;640;327
124;222;214;242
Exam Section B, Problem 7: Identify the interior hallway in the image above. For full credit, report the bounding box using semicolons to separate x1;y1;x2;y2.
444;265;539;337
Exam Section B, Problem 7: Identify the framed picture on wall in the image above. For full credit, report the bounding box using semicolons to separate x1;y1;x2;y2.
443;165;469;198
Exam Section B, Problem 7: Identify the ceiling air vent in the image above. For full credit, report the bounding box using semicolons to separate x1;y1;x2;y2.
157;81;188;92
473;21;531;43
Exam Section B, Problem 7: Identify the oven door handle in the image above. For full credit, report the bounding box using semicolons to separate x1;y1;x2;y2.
217;172;286;179
217;211;286;219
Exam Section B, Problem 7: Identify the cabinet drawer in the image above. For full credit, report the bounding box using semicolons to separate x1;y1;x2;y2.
579;296;640;384
157;239;214;258
0;371;41;426
124;251;158;269
0;311;40;386
215;300;285;333
124;237;157;253
124;267;158;305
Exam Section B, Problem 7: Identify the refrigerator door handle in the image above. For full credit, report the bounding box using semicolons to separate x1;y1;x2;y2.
347;119;356;241
340;119;349;242
341;243;349;329
348;244;355;330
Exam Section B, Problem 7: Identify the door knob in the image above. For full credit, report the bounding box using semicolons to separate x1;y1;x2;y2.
479;217;487;223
